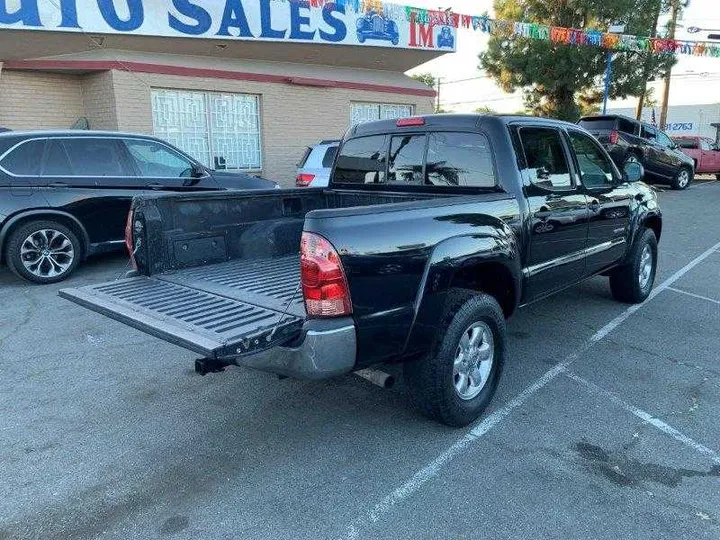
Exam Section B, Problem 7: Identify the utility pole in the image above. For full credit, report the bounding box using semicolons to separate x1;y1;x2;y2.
635;0;663;120
435;77;442;112
659;0;680;130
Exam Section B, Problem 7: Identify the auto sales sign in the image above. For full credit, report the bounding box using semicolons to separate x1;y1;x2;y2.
0;0;457;52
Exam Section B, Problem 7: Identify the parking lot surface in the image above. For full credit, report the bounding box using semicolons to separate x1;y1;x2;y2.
1;181;719;540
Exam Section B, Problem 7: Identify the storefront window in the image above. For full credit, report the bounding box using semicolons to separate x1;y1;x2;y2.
151;89;262;171
351;103;413;126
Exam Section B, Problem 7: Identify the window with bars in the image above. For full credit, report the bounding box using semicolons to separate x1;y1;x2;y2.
151;89;262;171
350;103;413;126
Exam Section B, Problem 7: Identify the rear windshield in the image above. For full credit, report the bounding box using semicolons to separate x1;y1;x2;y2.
674;138;697;149
578;118;616;131
297;147;312;168
333;131;496;188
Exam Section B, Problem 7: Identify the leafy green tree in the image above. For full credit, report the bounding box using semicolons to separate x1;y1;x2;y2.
410;73;438;88
480;0;676;121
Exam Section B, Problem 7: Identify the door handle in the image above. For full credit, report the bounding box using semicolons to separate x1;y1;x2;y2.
48;181;68;188
588;199;600;212
146;183;164;189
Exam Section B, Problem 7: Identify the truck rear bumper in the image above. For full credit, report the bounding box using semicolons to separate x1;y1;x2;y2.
235;317;357;379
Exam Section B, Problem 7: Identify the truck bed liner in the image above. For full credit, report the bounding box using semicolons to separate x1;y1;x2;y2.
60;255;303;359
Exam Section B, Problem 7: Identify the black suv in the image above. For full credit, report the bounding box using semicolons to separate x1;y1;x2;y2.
578;114;695;190
0;131;278;284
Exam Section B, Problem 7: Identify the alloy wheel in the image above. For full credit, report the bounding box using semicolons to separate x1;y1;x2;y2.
453;321;494;400
20;229;75;279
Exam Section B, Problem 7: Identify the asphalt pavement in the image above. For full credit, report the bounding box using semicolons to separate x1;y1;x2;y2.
1;180;719;540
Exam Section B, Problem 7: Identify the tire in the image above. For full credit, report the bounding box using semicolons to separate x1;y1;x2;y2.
609;228;657;304
715;173;720;181
671;167;692;190
5;220;81;284
404;290;506;427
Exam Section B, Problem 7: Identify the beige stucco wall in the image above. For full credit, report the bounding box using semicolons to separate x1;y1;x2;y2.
0;70;85;130
81;71;119;130
110;69;434;184
0;66;434;185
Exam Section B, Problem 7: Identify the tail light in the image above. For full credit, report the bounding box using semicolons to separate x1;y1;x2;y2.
124;207;137;270
396;117;425;127
609;130;619;144
296;173;315;187
300;232;352;317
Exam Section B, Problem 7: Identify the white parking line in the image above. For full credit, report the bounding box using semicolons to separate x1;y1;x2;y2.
667;286;720;305
344;239;720;540
565;371;720;465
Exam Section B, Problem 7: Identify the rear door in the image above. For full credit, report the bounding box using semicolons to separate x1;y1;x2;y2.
566;128;632;274
45;137;141;244
655;130;685;176
121;137;220;192
515;125;590;300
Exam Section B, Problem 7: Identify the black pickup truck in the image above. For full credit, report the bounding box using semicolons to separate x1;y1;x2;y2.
61;114;661;427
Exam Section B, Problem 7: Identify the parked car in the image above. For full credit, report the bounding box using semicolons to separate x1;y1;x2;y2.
356;10;399;45
672;135;720;179
295;140;340;187
61;114;660;427
0;130;278;284
578;114;695;190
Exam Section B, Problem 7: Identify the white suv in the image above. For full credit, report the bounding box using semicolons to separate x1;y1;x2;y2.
295;140;339;187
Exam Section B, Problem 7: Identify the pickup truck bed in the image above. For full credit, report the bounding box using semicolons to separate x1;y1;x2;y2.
61;188;441;361
61;255;304;358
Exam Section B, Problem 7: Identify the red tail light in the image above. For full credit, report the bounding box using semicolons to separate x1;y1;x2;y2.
609;130;619;144
300;232;352;317
396;117;425;127
296;173;315;187
124;207;137;270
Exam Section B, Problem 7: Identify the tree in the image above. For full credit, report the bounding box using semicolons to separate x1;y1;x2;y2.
410;73;437;88
480;0;676;121
475;106;497;114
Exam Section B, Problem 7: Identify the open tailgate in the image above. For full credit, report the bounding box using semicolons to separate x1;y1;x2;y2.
59;258;305;359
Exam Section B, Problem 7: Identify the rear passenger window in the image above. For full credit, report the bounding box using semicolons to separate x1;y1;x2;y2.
518;127;572;190
322;146;338;168
617;118;637;135
62;139;128;177
334;135;387;184
388;135;425;183
43;140;72;176
426;132;495;187
0;139;46;176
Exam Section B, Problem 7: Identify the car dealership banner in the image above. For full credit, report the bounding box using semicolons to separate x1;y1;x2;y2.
0;0;457;52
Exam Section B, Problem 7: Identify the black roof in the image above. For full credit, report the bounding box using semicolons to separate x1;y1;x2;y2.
579;114;640;124
0;129;160;140
349;113;580;138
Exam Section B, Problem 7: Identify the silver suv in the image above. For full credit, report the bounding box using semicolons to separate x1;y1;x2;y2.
295;140;339;187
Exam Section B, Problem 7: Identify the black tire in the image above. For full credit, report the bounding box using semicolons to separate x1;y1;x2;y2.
609;228;657;304
671;166;693;190
404;289;506;427
715;173;720;181
5;220;81;284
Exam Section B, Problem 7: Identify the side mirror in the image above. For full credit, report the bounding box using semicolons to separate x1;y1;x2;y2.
191;163;205;178
623;161;644;183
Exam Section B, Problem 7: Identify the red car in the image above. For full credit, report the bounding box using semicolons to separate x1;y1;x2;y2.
672;136;720;179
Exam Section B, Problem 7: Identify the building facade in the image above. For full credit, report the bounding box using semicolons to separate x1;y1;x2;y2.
608;103;720;141
0;0;455;184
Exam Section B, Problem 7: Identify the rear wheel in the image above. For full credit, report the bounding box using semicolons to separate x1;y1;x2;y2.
5;220;81;284
671;167;692;190
404;290;505;427
609;228;657;304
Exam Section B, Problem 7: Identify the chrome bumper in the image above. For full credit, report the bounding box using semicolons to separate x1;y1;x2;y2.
235;317;357;380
